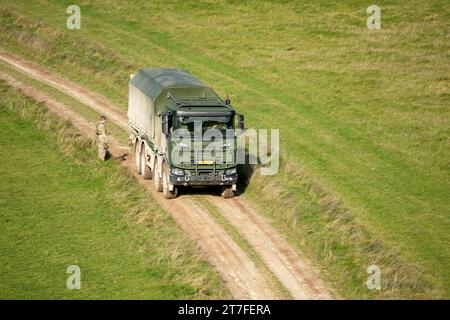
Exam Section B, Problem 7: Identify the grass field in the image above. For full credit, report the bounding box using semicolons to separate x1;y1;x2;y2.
0;0;448;298
0;82;228;299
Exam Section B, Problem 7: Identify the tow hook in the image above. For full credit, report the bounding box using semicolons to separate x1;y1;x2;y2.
221;174;226;182
184;174;190;182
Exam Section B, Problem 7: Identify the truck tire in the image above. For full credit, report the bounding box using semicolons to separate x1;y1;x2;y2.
140;143;152;180
153;157;163;192
134;140;141;175
221;186;235;199
162;161;177;199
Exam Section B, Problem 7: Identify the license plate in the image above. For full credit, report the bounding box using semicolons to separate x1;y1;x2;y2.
198;160;214;165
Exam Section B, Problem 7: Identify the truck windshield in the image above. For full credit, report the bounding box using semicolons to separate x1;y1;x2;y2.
176;116;232;134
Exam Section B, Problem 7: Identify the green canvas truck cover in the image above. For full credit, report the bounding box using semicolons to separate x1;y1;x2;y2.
130;68;219;104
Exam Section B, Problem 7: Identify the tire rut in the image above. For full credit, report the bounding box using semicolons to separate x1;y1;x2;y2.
205;195;331;299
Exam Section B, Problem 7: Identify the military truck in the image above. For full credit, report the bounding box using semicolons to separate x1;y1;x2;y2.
128;68;244;199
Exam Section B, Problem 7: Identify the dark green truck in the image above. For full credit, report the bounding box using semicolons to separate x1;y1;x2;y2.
128;68;244;199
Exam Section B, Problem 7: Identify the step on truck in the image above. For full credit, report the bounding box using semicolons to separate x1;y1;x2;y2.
128;68;244;199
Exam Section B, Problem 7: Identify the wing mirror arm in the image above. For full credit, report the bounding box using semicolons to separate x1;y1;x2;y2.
237;114;244;131
162;112;172;136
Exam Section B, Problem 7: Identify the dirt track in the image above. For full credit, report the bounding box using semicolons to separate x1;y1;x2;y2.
0;49;332;300
209;196;330;299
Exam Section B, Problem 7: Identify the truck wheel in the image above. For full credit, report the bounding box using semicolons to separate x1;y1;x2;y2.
162;162;177;199
134;140;141;175
153;158;163;192
140;144;152;180
221;186;235;199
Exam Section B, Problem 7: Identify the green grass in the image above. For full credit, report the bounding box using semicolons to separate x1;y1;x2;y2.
0;0;448;298
0;82;228;299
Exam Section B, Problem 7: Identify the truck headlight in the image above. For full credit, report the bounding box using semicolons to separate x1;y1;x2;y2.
226;168;237;175
171;168;184;176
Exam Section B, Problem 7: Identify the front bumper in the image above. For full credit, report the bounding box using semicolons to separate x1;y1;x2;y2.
170;169;238;186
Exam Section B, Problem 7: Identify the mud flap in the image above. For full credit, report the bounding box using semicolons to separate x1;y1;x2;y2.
232;184;237;191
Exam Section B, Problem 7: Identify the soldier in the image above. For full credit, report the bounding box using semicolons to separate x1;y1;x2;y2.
96;115;109;160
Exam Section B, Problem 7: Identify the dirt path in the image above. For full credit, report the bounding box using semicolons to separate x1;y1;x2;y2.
0;50;332;299
0;50;127;130
208;196;331;299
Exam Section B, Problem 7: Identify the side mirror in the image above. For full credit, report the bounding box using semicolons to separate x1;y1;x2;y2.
237;114;244;131
162;112;171;136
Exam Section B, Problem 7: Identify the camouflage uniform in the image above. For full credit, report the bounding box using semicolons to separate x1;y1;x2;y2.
96;120;109;160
